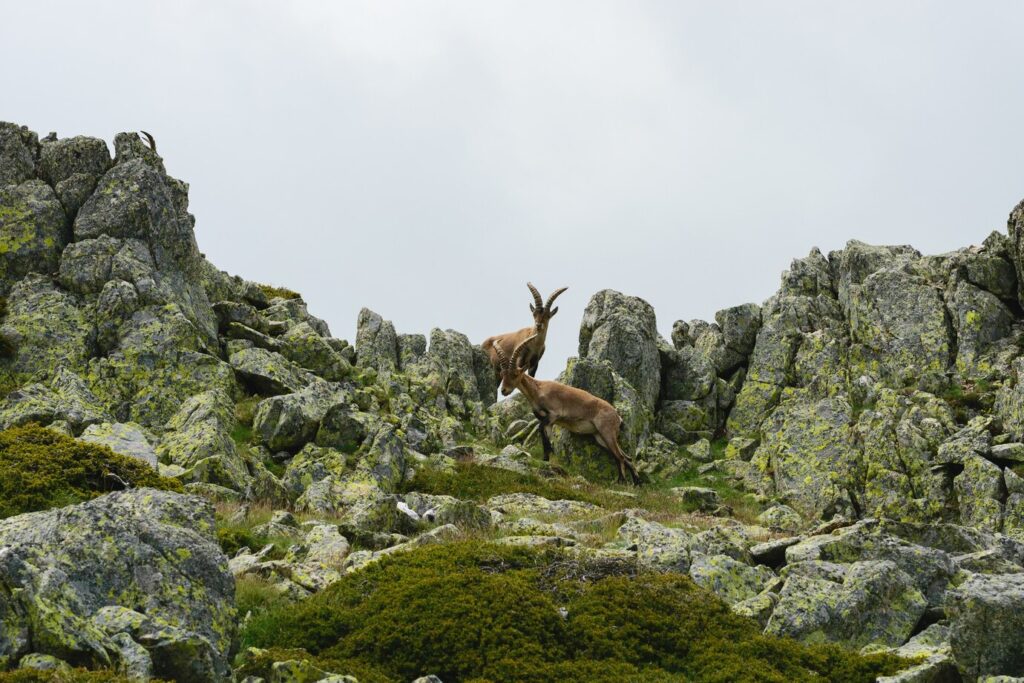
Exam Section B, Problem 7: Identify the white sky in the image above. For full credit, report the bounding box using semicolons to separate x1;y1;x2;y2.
4;1;1024;377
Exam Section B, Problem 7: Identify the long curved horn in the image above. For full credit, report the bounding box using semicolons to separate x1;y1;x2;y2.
527;282;543;311
139;131;156;152
492;338;508;370
511;333;537;369
545;287;568;311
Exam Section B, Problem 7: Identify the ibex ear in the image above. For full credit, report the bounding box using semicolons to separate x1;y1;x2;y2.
549;307;559;317
530;304;536;314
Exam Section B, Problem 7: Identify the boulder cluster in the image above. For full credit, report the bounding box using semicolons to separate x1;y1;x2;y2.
4;121;1024;680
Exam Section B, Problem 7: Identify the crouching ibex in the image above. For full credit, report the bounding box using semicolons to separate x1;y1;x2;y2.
482;283;567;377
494;334;640;484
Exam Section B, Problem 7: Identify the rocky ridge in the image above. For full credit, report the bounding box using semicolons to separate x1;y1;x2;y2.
2;121;1024;680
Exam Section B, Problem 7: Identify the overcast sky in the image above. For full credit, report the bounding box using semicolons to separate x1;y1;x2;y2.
4;2;1024;377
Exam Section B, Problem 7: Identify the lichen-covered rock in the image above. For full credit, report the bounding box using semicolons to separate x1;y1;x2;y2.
784;520;955;605
1007;198;1024;308
79;422;158;468
253;383;350;453
874;623;956;683
261;297;330;338
955;454;1005;532
615;516;691;573
757;505;803;533
397;333;426;370
355;424;408;491
0;122;39;186
659;343;716;403
486;493;602;520
38;136;111;186
754;389;858;520
858;388;956;524
71;156;216;342
0;489;234;681
315;403;368;453
946;572;1024;680
0;367;108;433
715;303;762;373
726;265;844;435
951;280;1015;379
95;279;141;352
355;308;398;372
88;305;234;428
848;267;951;387
57;235;126;294
688;553;774;605
230;347;315;396
53;173;100;221
0;275;94;383
766;559;926;649
402;492;491;530
280;322;351;382
578;289;661;410
281;443;347;502
636;432;687;479
296;476;405;535
421;328;490;403
74;159;193;268
833;240;920;313
156;389;251;493
0;181;67;294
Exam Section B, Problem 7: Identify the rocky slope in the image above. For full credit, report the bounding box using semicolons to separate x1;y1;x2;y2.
2;121;1024;680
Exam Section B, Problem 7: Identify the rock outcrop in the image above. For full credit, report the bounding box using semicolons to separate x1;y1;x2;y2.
0;489;234;681
7;121;1024;679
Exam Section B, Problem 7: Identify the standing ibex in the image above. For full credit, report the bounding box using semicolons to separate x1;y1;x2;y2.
494;334;640;484
482;283;567;377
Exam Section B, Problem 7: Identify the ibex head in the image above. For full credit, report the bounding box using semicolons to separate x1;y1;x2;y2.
527;283;568;330
493;333;537;396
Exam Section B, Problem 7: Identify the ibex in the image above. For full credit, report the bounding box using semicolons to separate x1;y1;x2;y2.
494;334;640;484
139;131;156;152
482;283;567;377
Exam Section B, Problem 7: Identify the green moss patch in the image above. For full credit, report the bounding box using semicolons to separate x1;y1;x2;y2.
0;424;182;519
256;283;301;301
241;541;906;683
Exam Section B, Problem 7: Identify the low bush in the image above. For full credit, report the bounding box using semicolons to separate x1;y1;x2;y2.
242;541;906;683
0;424;182;519
0;669;170;682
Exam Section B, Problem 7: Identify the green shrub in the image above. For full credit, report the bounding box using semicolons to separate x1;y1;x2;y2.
0;424;182;519
242;541;907;683
0;669;170;682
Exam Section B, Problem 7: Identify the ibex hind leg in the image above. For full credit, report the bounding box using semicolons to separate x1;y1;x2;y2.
601;424;640;485
594;433;629;483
